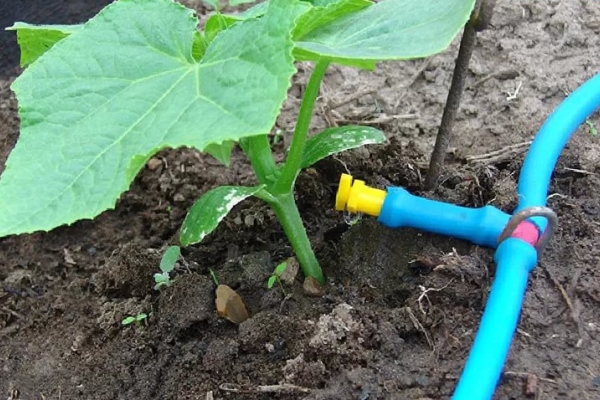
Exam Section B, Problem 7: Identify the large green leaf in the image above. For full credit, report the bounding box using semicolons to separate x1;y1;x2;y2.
301;126;385;169
180;186;262;245
293;0;372;40
295;0;476;64
7;23;82;67
0;0;310;237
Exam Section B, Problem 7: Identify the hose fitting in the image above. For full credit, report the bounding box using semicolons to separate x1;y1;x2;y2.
335;173;386;216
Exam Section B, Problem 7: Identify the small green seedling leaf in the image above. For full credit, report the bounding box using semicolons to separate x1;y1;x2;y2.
136;313;148;321
267;275;277;289
180;186;263;245
160;245;181;273
0;0;310;238
586;120;598;136
295;0;475;65
121;312;147;326
267;260;291;290
155;239;179;291
274;261;288;276
153;272;171;290
301;126;386;169
209;269;220;286
7;23;82;67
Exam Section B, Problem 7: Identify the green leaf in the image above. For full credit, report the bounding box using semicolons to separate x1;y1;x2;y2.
122;316;135;325
160;245;181;273
180;186;263;246
192;31;209;61
204;13;241;43
301;126;386;169
0;0;310;238
229;0;258;6
154;273;170;289
267;275;277;289
293;0;372;40
295;0;476;64
154;272;169;282
136;313;148;321
7;23;82;67
240;1;269;18
274;261;288;276
205;141;235;166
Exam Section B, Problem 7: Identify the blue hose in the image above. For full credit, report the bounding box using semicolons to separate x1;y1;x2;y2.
452;72;600;400
518;72;600;228
378;187;509;247
452;239;537;399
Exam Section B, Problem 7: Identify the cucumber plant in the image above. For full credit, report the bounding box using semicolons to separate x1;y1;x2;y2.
0;0;475;284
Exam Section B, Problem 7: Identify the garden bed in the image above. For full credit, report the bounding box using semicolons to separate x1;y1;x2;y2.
1;1;600;399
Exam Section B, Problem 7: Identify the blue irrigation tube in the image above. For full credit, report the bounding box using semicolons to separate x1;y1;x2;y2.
335;72;600;399
452;72;600;400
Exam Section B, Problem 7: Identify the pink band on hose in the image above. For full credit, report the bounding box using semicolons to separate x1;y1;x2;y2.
510;220;540;246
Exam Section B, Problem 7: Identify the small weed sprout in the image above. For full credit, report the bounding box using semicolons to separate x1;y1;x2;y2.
121;312;148;327
154;245;181;290
267;261;289;294
586;119;598;136
209;269;220;286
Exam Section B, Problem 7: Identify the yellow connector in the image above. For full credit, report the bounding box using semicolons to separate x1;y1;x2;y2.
335;173;386;217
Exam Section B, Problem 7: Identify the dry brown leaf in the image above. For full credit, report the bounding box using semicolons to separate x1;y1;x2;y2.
215;284;249;324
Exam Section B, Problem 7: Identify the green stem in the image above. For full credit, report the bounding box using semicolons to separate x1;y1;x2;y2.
267;192;325;284
241;135;277;185
272;60;330;194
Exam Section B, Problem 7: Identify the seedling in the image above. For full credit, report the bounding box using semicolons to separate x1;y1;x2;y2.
209;269;220;287
586;119;598;136
0;0;475;284
154;245;181;290
121;312;148;328
267;261;289;294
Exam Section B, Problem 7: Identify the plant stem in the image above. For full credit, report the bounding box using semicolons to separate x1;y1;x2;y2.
272;60;330;194
424;0;496;190
241;135;277;185
268;192;325;284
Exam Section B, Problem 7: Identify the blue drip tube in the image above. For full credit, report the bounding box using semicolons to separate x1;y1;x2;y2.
336;72;600;399
452;72;600;400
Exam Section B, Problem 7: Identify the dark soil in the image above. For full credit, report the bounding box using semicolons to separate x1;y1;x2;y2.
2;1;600;399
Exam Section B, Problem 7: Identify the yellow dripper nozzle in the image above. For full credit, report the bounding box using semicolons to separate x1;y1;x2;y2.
335;173;386;217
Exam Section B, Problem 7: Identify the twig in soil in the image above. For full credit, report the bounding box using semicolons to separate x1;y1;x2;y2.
328;88;377;110
504;371;557;384
469;69;520;89
417;279;455;316
406;306;434;349
466;141;531;164
1;307;25;320
425;0;496;189
560;167;596;176
337;113;417;125
540;264;584;347
219;383;311;394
